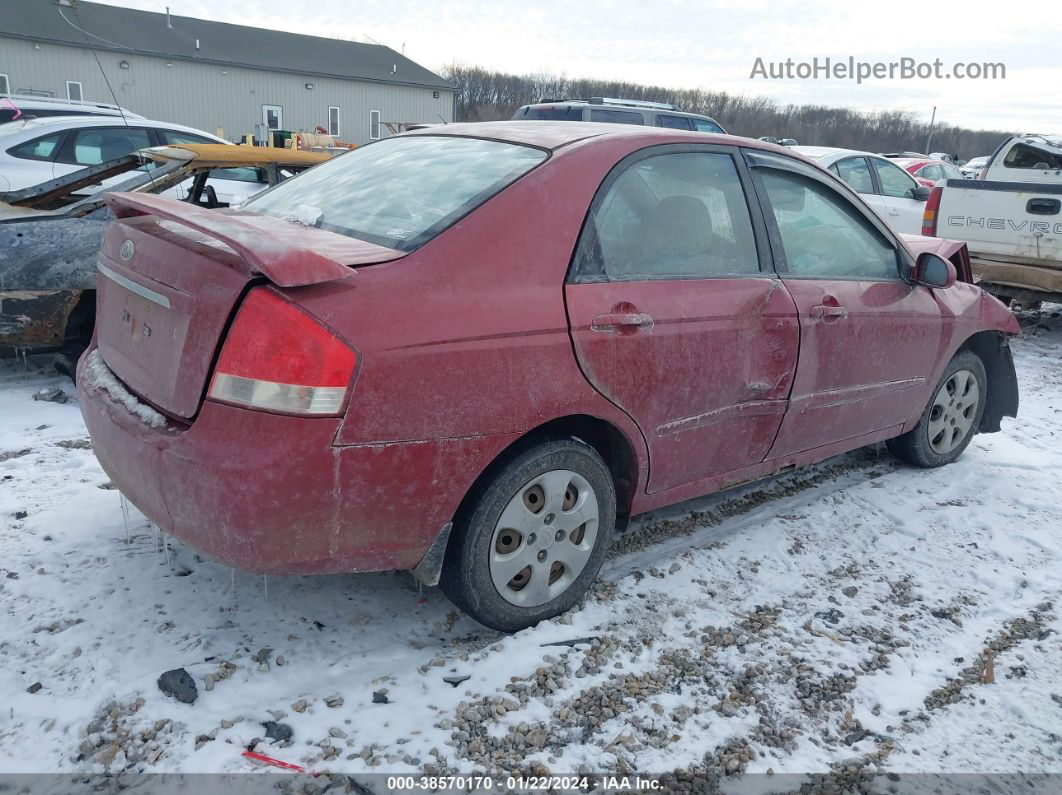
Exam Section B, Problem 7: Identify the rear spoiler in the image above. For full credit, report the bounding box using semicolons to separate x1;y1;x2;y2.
104;192;352;287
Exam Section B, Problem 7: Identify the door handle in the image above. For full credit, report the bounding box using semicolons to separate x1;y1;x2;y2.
591;312;654;332
809;304;848;319
1027;198;1060;216
888;208;900;216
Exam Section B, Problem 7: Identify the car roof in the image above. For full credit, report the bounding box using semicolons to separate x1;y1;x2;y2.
790;145;879;162
407;120;740;151
0;115;227;141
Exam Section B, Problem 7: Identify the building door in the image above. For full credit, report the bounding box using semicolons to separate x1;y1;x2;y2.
262;105;283;130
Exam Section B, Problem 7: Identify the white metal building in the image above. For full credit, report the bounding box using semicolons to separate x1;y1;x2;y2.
0;0;455;144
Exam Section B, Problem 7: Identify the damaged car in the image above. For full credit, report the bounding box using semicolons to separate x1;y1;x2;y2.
0;143;330;374
78;123;1019;631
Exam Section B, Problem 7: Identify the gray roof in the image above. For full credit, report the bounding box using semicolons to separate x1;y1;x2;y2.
1;0;454;91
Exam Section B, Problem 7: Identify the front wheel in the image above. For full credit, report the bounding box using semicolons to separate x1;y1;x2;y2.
887;350;987;468
440;439;616;632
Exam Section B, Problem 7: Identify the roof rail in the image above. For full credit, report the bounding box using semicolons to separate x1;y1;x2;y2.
0;93;135;113
588;97;675;111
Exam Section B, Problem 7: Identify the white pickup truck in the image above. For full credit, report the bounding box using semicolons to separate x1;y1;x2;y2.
922;134;1062;307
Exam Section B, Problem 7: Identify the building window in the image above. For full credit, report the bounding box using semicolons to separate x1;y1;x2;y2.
328;106;340;137
66;81;83;101
0;74;9;95
369;109;380;140
262;104;283;130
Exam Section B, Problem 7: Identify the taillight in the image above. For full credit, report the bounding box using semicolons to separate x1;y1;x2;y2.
921;186;943;236
208;288;356;416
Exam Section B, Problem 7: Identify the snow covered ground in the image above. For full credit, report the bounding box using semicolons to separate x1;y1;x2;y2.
1;310;1060;790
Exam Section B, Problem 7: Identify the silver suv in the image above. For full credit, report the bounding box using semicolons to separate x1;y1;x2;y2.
511;97;726;133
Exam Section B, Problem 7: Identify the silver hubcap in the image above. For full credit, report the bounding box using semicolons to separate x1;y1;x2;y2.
489;469;599;607
928;369;980;455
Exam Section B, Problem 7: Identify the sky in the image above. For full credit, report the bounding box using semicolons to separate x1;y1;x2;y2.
94;0;1061;133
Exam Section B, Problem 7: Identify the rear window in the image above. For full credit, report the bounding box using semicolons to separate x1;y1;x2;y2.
245;136;548;252
8;131;65;161
656;115;691;130
692;118;726;134
589;109;644;125
513;105;585;121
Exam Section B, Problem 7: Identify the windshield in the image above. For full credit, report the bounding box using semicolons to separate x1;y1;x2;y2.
245;136;548;252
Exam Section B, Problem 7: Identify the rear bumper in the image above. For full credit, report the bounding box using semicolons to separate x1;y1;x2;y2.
77;348;514;575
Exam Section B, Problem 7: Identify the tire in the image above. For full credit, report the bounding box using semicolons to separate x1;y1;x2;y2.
54;342;86;385
887;350;987;468
440;438;617;632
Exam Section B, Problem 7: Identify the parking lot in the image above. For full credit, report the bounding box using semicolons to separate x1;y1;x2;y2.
2;309;1059;785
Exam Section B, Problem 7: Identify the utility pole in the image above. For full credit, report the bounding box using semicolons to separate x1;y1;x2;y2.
925;106;937;154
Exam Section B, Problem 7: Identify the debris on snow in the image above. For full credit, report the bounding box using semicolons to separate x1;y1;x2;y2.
32;387;68;404
261;721;293;742
157;668;198;704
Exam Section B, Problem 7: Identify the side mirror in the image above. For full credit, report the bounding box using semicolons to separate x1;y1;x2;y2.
912;185;932;201
913;252;956;288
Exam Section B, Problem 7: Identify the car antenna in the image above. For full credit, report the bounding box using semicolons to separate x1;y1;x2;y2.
57;3;161;192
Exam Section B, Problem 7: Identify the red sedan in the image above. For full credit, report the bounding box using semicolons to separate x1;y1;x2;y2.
891;157;967;187
78;123;1019;631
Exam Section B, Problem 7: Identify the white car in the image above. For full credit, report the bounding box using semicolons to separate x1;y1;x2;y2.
792;146;932;235
0;116;266;204
960;156;989;179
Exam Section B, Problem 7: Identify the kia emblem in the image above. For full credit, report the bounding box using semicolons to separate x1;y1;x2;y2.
119;240;135;261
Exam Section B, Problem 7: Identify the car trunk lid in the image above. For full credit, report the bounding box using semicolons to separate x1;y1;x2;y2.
95;193;402;419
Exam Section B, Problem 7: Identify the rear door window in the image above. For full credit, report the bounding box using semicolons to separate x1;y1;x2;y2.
919;164;944;181
513;105;585;121
8;131;65;161
572;151;760;281
589;109;644;125
656;115;692;130
829;156;874;194
246;136;547;252
64;127;151;165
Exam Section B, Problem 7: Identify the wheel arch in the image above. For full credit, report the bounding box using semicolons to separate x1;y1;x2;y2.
958;330;1019;433
413;413;641;588
464;414;640;528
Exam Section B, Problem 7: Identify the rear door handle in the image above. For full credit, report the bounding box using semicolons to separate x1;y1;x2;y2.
809;304;848;319
591;312;654;332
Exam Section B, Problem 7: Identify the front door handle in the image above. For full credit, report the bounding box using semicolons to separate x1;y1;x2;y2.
591;312;655;332
809;303;848;319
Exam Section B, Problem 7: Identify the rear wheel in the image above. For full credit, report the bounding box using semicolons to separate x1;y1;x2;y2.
887;350;987;468
440;439;616;632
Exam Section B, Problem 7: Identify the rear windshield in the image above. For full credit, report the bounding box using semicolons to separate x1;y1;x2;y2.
245;136;547;252
513;105;585;121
